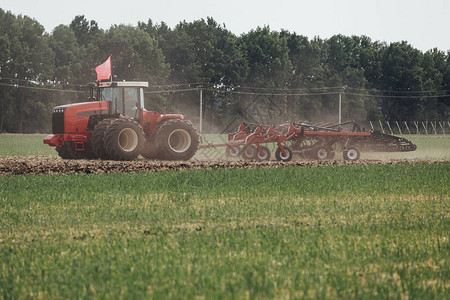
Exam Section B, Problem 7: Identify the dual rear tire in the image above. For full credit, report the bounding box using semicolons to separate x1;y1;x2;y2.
91;118;144;161
149;119;200;161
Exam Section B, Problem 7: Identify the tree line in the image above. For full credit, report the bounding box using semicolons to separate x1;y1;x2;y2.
0;9;449;133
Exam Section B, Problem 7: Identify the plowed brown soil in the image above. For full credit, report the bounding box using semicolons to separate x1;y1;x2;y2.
0;156;446;175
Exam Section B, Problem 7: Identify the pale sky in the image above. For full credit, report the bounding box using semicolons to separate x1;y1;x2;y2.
2;0;449;52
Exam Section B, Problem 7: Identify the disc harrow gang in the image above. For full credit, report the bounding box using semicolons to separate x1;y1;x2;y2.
199;120;417;162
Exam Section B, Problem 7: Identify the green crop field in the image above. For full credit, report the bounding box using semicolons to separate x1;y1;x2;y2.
0;134;449;298
1;162;449;299
0;135;58;157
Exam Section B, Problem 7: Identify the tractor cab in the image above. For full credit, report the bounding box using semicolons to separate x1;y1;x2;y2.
90;81;148;122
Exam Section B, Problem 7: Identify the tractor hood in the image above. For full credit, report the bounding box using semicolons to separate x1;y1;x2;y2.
51;101;109;135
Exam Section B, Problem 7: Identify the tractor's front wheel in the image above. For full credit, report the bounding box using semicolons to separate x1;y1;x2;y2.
56;142;94;159
92;118;114;159
104;119;144;161
67;142;95;159
152;119;199;161
56;142;72;159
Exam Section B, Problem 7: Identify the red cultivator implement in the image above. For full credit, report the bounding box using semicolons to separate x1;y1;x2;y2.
199;121;417;161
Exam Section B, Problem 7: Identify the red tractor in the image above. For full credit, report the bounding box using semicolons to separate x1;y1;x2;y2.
44;80;200;161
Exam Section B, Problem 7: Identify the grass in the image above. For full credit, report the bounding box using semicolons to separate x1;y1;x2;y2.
0;134;57;157
1;163;449;299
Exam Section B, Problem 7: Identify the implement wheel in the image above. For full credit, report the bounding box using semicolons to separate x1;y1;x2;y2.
241;145;257;160
226;145;240;157
256;146;271;161
275;146;293;162
313;146;334;160
343;147;360;161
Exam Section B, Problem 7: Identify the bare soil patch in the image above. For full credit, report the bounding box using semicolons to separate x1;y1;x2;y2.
0;156;446;175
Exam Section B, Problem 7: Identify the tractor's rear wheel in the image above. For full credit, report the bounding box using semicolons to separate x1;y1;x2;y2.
104;118;144;161
92;119;114;159
152;119;199;161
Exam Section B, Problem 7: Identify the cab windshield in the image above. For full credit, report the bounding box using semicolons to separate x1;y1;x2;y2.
99;87;140;120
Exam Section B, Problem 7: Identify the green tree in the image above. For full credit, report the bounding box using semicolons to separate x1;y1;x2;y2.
0;9;14;132
139;18;248;128
144;18;247;86
1;10;448;133
281;32;336;121
380;42;424;121
99;25;168;84
67;15;105;85
69;15;100;47
0;9;55;132
240;26;292;88
326;35;366;88
421;49;449;120
48;25;84;84
236;27;293;124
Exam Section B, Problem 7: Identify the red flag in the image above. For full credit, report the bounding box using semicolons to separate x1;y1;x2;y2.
95;56;112;81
